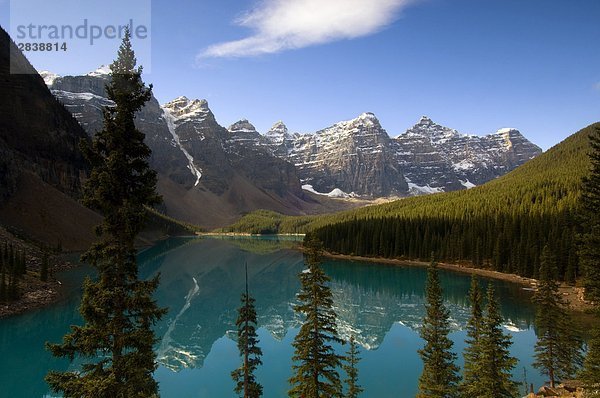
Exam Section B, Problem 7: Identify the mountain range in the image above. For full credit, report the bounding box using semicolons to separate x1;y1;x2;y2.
39;66;541;227
0;23;543;234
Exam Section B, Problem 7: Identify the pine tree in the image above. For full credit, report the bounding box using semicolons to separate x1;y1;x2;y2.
343;335;363;398
474;284;518;398
46;30;166;398
417;259;460;398
533;246;583;387
460;275;484;397
289;235;343;398
231;263;263;398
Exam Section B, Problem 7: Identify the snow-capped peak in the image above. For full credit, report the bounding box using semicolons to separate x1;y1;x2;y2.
358;112;378;120
496;127;520;136
329;112;382;132
162;97;210;120
493;128;522;150
39;70;61;86
417;115;433;125
228;119;257;134
404;116;459;144
86;65;111;77
267;121;289;136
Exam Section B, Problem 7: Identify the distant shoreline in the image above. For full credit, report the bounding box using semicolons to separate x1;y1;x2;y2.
322;252;595;313
323;252;536;286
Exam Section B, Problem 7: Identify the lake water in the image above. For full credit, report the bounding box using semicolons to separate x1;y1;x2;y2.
0;236;543;397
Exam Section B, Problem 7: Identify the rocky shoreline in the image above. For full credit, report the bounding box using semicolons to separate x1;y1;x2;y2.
0;226;78;319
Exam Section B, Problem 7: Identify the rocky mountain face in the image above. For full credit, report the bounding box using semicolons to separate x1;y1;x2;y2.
44;72;324;227
256;114;542;197
0;27;88;201
0;27;101;250
394;116;542;193
45;68;197;189
263;113;408;197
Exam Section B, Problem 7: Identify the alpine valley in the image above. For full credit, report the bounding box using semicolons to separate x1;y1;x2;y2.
38;65;541;229
1;5;599;396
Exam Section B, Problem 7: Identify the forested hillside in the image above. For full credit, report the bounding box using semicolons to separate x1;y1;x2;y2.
224;123;597;280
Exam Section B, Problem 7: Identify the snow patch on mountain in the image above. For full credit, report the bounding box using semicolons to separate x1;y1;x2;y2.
163;108;203;186
452;159;476;171
406;181;444;195
460;180;476;189
39;70;60;86
302;184;355;198
86;65;111;77
51;89;115;105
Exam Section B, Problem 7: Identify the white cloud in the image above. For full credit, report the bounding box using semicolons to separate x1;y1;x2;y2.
199;0;418;59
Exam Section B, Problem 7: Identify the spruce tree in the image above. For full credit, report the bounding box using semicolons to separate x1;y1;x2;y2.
343;335;363;398
417;259;460;398
231;263;263;398
460;275;483;397
289;235;343;398
474;284;518;398
46;30;166;398
533;246;583;387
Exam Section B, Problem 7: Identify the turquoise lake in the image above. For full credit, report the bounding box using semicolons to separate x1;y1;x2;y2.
0;236;544;397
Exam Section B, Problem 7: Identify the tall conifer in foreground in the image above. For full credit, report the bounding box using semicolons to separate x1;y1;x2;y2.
578;123;600;395
460;275;483;397
289;235;343;398
46;30;166;397
231;263;263;398
343;335;363;398
474;284;518;398
533;246;583;387
417;259;460;398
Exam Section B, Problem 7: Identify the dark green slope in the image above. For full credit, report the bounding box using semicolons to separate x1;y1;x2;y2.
225;123;597;279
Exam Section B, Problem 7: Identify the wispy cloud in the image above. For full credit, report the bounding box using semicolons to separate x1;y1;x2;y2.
199;0;418;59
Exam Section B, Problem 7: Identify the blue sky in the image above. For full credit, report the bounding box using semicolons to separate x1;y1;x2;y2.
1;0;599;150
